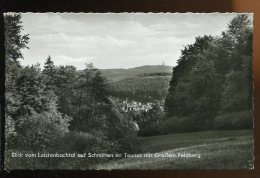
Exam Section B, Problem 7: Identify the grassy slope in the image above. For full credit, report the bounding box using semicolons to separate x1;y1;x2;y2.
94;130;254;170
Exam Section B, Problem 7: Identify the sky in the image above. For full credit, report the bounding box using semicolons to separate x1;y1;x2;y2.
18;13;252;69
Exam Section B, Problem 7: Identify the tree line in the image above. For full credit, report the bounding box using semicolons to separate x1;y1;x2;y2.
163;14;253;133
109;76;171;102
5;14;140;169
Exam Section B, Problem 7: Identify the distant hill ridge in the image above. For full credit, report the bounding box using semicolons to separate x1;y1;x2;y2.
99;65;173;82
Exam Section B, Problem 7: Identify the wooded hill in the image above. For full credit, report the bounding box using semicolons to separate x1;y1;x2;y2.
96;65;173;102
99;65;172;82
109;75;171;102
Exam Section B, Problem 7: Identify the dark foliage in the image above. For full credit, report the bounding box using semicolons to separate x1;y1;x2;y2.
4;13;140;169
164;15;253;133
109;76;171;102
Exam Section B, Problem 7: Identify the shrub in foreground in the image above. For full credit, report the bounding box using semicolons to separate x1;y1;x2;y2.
213;110;253;130
159;116;198;134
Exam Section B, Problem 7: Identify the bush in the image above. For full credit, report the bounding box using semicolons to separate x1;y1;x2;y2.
60;131;116;154
52;131;117;169
14;111;70;151
138;122;161;136
5;131;117;169
213;110;253;130
159;116;198;134
5;115;17;149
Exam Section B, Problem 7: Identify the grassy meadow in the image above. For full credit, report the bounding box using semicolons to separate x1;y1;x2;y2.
93;130;254;170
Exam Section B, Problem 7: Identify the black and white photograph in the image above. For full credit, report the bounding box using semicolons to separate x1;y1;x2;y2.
4;13;253;170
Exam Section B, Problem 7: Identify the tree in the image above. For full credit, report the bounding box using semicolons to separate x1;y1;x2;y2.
43;56;55;75
4;13;29;117
187;53;221;129
69;63;111;132
4;14;29;64
16;110;70;151
7;64;71;151
91;71;109;103
104;98;140;153
164;15;253;132
42;56;57;91
138;103;163;136
70;63;97;131
165;35;214;117
4;14;29;147
4;13;141;169
4;14;72;152
219;15;253;113
54;65;77;116
15;65;46;116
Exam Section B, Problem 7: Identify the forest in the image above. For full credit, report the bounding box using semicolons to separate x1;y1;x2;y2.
109;75;171;102
4;14;253;169
5;14;140;169
163;14;253;133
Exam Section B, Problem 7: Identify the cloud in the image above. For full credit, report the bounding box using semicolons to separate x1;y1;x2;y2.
19;13;251;69
53;55;94;69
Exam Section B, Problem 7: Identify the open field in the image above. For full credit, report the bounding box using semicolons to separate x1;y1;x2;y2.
94;130;254;170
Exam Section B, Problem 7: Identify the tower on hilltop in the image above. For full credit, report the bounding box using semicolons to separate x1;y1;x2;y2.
162;61;165;66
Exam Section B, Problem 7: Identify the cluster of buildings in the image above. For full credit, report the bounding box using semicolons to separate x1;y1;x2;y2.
120;99;153;112
119;99;164;113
